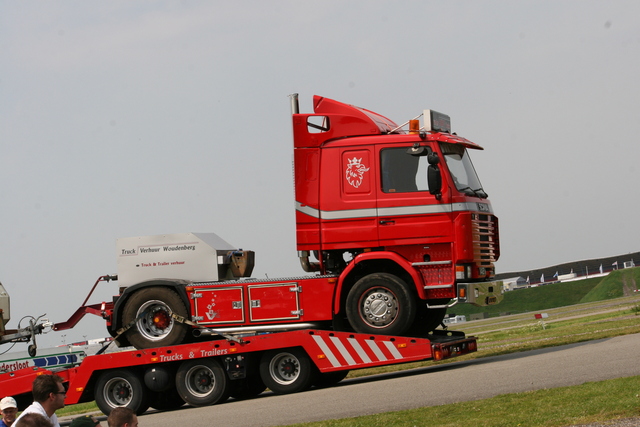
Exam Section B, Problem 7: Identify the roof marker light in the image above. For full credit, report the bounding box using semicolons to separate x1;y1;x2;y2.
409;120;420;134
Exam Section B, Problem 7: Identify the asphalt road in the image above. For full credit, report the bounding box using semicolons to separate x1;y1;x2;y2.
132;332;640;427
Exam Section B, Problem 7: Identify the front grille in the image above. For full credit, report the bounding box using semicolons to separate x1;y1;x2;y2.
472;214;499;265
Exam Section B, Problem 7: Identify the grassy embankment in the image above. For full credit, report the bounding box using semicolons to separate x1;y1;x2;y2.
453;266;640;318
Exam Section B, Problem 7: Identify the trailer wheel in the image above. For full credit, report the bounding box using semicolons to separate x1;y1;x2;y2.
176;359;230;407
149;389;185;411
95;369;149;416
229;376;267;400
122;287;189;349
313;370;350;388
259;348;316;394
345;273;416;336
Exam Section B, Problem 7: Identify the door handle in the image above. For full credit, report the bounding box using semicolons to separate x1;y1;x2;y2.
379;220;395;225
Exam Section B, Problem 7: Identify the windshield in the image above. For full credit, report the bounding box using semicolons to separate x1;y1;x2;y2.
441;143;487;198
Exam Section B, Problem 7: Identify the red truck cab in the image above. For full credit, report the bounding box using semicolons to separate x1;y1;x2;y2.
292;95;501;334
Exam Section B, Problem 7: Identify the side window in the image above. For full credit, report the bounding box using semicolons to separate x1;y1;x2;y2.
307;116;330;133
380;148;428;193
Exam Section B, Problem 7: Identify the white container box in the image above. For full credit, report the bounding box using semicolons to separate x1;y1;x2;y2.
116;233;237;287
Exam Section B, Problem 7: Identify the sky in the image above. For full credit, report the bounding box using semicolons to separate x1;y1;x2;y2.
1;1;639;350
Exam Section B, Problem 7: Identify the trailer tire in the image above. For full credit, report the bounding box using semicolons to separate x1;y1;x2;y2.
313;370;350;388
229;376;267;400
346;273;416;336
176;359;230;407
149;389;185;411
259;348;316;394
122;287;189;349
95;369;149;416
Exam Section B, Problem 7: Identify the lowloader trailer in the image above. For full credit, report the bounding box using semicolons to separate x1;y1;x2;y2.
0;328;476;415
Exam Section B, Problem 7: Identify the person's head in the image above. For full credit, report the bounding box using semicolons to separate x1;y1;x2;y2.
69;415;101;427
31;375;66;412
107;407;137;427
14;413;53;427
0;396;18;426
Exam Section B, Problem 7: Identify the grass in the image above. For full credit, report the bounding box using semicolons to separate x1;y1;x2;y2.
58;402;100;417
285;376;640;427
582;268;640;302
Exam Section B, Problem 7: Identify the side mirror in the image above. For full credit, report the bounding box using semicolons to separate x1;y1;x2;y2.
427;153;442;200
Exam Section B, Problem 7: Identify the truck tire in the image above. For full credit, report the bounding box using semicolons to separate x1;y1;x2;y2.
175;359;230;407
94;369;150;416
122;287;189;349
345;273;416;336
409;303;447;336
259;348;316;394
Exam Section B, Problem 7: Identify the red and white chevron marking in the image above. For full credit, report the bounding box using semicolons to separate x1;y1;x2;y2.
311;334;407;368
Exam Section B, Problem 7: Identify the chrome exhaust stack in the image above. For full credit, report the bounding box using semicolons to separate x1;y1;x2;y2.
289;93;299;115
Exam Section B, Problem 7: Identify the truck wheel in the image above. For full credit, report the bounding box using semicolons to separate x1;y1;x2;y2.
95;369;149;416
345;273;416;336
259;348;316;394
122;287;189;349
176;359;230;407
409;303;447;336
229;376;267;400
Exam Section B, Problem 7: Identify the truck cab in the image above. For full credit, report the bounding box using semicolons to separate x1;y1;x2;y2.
292;95;501;334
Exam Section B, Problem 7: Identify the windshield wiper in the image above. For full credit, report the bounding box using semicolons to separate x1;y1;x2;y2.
459;186;488;199
474;188;488;198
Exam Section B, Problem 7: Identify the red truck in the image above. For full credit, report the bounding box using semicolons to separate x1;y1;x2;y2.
0;94;500;415
45;94;502;351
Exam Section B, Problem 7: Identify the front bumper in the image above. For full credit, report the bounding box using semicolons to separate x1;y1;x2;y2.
457;280;504;306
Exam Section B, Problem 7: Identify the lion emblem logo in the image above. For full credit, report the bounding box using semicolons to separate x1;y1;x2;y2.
346;157;370;188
